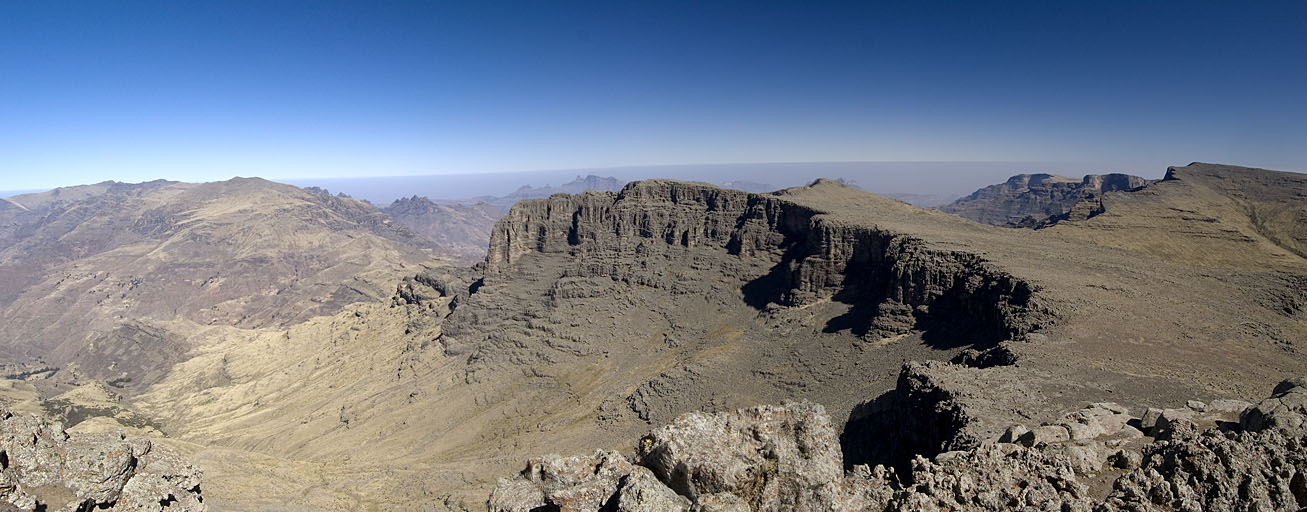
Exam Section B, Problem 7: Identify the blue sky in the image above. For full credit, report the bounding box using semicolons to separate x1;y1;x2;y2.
1;1;1305;190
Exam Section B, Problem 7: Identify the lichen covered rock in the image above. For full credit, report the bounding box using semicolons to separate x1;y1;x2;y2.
0;407;204;511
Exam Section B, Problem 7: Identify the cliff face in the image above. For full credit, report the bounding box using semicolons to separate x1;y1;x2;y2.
486;179;1050;346
940;173;1151;226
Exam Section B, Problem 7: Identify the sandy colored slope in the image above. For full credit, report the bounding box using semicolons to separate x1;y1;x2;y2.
0;177;433;395
121;166;1307;510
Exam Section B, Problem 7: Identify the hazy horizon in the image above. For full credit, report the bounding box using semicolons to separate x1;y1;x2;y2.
0;160;1183;206
4;2;1305;191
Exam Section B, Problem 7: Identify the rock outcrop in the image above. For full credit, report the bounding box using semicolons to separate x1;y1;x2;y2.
842;360;1051;474
491;373;1307;512
637;401;844;509
940;173;1150;227
1240;376;1307;434
484;180;1052;345
0;407;204;511
491;402;894;512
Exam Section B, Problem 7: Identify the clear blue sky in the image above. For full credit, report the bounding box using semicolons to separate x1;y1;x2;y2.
2;1;1305;190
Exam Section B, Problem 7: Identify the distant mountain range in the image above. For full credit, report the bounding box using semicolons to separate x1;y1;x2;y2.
939;172;1151;226
458;174;626;212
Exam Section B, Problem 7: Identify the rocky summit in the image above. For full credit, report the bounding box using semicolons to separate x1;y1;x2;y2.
0;163;1304;510
489;373;1307;511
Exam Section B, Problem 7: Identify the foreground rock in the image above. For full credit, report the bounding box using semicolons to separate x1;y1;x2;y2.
0;407;204;511
491;374;1307;511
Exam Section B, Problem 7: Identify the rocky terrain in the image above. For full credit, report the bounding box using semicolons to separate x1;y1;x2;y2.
1;405;205;511
940;173;1151;227
489;370;1307;511
381;196;502;264
0;163;1303;510
0;178;432;395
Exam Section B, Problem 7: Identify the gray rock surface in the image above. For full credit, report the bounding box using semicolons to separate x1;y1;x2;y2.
894;444;1092;510
491;374;1307;512
1241;376;1307;434
1102;427;1307;511
0;407;204;511
638;401;844;510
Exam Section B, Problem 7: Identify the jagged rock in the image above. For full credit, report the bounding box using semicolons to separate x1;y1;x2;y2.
893;444;1092;511
1108;448;1143;470
1102;427;1307;511
486;478;545;512
1003;404;1141;474
999;424;1030;443
0;412;66;488
1150;408;1197;441
61;433;137;503
0;408;204;511
1241;376;1307;434
615;467;690;512
638;401;842;510
488;450;669;512
492;375;1307;511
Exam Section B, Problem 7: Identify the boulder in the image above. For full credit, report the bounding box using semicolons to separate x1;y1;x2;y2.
1241;376;1307;434
489;450;636;512
0;409;204;511
638;401;843;510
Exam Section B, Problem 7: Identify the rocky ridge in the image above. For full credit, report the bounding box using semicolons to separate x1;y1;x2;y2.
940;173;1150;227
490;370;1307;511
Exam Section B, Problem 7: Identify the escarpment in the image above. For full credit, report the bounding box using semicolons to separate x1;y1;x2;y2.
484;180;1051;346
